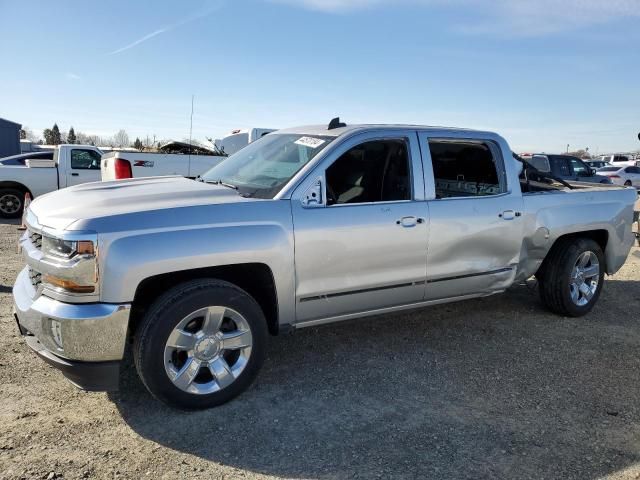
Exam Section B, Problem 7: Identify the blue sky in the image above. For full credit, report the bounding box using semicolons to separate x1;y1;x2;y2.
0;0;638;153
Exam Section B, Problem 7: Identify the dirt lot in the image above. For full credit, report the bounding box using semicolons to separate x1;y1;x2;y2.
1;217;640;480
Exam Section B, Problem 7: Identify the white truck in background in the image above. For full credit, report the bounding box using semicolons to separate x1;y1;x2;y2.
101;149;226;181
0;144;103;218
214;127;276;156
101;128;276;181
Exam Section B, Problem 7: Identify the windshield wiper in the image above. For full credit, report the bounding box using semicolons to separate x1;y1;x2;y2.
205;179;238;190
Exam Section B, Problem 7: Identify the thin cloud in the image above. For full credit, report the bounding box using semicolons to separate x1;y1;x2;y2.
271;0;640;35
65;72;81;80
108;2;224;55
108;29;167;55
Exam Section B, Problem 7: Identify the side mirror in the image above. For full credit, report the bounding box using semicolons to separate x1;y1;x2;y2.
301;178;323;208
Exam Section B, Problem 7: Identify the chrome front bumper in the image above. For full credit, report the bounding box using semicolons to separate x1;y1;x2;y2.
13;266;131;362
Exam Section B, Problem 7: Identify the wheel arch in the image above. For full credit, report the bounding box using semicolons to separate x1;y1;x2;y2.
537;229;609;276
129;263;280;339
0;181;33;198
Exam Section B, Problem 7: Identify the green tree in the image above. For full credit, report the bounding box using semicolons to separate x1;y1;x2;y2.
67;127;77;144
43;128;53;144
51;123;62;145
133;137;143;151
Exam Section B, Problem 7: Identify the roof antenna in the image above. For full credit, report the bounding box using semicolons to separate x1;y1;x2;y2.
328;117;346;130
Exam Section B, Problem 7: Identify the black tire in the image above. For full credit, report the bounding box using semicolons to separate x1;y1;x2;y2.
0;188;24;219
624;180;632;186
133;279;268;409
536;237;605;317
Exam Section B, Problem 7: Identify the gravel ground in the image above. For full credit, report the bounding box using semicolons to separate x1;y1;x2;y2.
1;216;640;480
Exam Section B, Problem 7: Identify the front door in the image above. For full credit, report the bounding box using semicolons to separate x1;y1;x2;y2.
291;131;428;323
567;156;596;183
418;133;524;301
67;148;102;186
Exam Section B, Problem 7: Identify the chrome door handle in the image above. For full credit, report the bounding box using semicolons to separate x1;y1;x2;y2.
396;216;420;227
499;210;519;220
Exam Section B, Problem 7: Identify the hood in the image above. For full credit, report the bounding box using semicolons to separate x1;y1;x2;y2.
29;176;254;231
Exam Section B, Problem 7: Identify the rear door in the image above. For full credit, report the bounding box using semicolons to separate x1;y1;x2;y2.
66;148;102;186
549;156;572;180
417;133;524;300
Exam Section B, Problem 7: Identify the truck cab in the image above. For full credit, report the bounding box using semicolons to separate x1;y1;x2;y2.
214;128;276;156
0;144;102;218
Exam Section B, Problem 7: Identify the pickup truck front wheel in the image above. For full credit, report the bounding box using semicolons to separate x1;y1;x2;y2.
133;279;268;409
0;188;24;218
537;238;605;317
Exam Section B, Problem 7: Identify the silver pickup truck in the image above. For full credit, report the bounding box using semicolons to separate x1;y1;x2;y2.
13;121;638;409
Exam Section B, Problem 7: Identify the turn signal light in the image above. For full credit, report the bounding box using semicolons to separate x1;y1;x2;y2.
42;274;95;293
77;240;94;255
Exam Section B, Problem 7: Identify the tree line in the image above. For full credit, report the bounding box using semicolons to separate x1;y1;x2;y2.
20;123;147;151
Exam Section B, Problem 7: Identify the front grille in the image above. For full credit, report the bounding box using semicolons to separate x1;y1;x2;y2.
28;230;42;249
28;267;42;288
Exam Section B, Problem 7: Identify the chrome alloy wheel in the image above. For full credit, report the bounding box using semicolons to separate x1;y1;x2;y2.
0;193;21;215
163;306;253;394
569;251;600;307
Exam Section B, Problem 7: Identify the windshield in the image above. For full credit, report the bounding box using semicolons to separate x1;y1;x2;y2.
201;133;334;199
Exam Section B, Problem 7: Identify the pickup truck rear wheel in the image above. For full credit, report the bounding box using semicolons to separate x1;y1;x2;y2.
537;237;605;317
0;188;24;218
133;279;268;409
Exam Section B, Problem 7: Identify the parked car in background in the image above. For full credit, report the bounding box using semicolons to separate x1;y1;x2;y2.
523;154;612;184
0;144;102;218
596;165;640;188
0;150;54;166
598;154;635;167
585;159;612;170
14;121;638;409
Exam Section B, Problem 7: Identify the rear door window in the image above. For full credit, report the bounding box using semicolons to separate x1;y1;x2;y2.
549;156;571;177
428;140;506;198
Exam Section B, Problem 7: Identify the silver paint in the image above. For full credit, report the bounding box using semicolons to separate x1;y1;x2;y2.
14;124;638;367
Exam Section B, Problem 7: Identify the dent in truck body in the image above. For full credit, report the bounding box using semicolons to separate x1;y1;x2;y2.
515;190;636;281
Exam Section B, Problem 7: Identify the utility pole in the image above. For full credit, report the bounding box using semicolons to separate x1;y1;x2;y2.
188;95;194;175
566;144;570;153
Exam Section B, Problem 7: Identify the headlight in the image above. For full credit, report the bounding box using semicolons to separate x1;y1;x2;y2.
42;237;94;258
40;236;98;294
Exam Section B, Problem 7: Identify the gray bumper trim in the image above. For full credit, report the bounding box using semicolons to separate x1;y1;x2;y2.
23;334;120;391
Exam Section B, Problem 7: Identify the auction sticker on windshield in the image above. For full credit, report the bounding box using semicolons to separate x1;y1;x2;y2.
294;137;326;149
